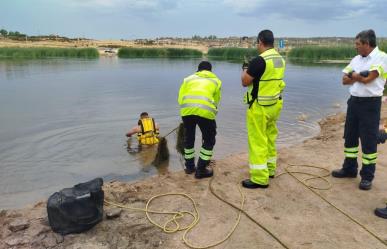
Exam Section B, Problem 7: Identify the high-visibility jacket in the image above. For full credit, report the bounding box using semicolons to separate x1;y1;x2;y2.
137;117;159;145
178;70;222;120
244;48;286;106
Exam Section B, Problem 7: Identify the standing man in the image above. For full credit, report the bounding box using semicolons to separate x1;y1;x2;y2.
178;61;222;179
241;29;286;188
331;29;386;190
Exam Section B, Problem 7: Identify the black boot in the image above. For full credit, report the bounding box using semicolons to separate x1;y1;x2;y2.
375;204;387;219
331;168;357;178
184;165;196;174
184;158;196;174
241;179;268;189
359;179;372;190
332;158;358;178
195;159;213;179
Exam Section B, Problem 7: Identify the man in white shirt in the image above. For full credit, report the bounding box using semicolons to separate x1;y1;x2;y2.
331;29;387;191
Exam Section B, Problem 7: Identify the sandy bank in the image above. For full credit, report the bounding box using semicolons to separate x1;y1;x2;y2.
1;105;387;249
0;39;209;54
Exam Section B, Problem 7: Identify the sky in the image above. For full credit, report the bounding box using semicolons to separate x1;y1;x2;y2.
1;0;387;39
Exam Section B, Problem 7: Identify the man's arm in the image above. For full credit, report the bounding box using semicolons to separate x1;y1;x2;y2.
241;57;265;87
342;74;357;85
126;126;141;137
241;70;254;87
350;70;379;84
213;80;222;106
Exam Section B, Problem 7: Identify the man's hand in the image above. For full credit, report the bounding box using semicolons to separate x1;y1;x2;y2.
377;130;387;144
360;70;369;77
242;62;249;70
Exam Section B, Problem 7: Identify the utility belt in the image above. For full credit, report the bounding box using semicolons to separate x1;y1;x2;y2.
350;96;381;102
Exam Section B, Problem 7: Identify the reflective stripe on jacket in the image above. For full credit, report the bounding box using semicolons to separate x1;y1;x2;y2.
178;70;222;120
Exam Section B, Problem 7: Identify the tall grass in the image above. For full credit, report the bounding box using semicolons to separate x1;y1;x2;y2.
118;48;202;58
288;46;356;61
0;47;99;59
380;43;387;53
207;47;258;61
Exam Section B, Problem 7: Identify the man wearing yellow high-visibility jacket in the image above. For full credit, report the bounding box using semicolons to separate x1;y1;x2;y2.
241;30;286;188
178;61;222;179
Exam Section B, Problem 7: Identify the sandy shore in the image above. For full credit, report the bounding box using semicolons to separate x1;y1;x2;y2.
0;39;210;54
1;104;387;249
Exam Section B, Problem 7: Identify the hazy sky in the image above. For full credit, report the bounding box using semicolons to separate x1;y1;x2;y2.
1;0;386;39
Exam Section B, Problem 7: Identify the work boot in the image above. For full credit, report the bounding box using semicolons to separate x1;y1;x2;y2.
375;204;387;219
184;158;196;174
195;166;213;179
195;159;213;179
241;179;269;189
184;165;196;174
331;168;357;178
359;179;372;190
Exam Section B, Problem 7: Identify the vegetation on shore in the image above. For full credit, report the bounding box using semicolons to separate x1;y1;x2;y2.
380;43;387;53
288;43;387;62
0;47;99;59
118;48;202;58
287;46;356;61
207;47;258;61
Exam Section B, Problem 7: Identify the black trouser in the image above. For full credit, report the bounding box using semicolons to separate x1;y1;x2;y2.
182;115;217;169
343;96;381;181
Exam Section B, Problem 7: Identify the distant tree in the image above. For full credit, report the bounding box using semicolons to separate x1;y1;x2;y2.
192;35;202;40
207;35;217;40
0;29;7;36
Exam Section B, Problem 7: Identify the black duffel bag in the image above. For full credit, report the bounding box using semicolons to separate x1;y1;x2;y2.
47;178;104;235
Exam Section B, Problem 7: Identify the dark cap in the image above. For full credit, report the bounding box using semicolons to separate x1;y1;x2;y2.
197;61;212;72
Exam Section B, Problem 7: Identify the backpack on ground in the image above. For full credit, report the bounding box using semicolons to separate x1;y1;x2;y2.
47;178;104;235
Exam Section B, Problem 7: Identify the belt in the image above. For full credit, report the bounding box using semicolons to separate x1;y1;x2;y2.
350;96;381;102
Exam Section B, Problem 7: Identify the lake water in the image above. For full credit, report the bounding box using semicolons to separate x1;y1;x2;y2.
0;58;349;209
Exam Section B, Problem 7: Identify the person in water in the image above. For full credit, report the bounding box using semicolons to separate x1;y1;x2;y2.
126;112;160;146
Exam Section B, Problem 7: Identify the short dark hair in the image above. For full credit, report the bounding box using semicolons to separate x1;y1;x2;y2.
140;112;149;118
356;29;376;47
197;61;212;71
257;30;274;47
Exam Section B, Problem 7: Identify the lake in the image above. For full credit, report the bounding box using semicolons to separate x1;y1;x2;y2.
0;57;349;209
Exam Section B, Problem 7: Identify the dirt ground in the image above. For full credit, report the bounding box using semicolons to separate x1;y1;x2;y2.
1;105;387;249
0;39;210;54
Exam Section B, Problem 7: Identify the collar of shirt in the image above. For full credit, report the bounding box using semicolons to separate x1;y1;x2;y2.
363;46;379;59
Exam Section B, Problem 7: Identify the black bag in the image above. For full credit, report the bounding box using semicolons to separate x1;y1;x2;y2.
47;178;104;235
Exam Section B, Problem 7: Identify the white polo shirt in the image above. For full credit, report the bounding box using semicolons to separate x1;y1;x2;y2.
343;46;387;97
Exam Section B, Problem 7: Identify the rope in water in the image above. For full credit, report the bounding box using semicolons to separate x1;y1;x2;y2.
163;126;179;138
277;163;387;247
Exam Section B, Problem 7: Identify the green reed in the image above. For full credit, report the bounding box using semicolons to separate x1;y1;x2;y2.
288;46;356;61
207;47;258;61
118;48;203;58
0;47;99;59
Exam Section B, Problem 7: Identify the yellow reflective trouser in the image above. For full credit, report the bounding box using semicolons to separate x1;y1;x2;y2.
247;99;283;185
